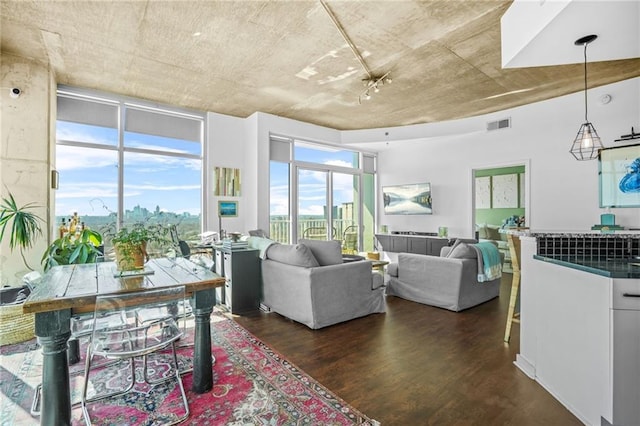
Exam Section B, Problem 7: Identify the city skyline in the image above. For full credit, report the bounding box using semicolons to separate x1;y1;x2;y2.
56;121;201;218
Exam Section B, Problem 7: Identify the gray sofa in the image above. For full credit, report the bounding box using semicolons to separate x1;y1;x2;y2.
386;241;501;312
259;238;386;329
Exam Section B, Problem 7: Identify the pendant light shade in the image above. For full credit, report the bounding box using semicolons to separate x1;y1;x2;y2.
569;34;604;161
570;122;602;160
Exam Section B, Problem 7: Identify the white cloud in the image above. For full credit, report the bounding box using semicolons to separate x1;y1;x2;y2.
56;133;201;173
56;145;117;171
300;204;325;215
269;186;290;216
57;125;114;146
325;160;354;168
126;183;200;191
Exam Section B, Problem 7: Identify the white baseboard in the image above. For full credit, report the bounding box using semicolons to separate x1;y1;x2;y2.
514;354;535;378
536;377;591;426
515;354;593;425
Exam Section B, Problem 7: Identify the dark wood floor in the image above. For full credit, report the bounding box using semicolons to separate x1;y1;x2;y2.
233;274;582;425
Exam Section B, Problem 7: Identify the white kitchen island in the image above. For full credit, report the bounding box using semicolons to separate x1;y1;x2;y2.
516;233;640;426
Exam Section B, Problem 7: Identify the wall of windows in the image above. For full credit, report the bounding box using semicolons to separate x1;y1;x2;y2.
55;86;204;250
269;134;376;252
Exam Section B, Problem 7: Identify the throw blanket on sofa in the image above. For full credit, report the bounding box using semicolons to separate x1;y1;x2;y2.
472;242;502;282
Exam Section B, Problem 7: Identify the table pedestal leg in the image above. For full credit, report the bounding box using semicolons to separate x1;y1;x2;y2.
192;288;215;393
35;310;72;426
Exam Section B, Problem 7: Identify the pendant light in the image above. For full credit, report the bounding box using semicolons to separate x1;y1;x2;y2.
569;34;604;161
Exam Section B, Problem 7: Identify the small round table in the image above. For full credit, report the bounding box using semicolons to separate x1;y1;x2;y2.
369;259;389;272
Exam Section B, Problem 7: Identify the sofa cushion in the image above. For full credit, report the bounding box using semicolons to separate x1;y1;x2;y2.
387;262;398;277
298;239;343;266
486;225;501;241
447;242;477;259
265;243;319;267
476;223;489;239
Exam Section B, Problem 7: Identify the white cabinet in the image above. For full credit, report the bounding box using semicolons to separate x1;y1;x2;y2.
610;279;640;426
518;250;640;426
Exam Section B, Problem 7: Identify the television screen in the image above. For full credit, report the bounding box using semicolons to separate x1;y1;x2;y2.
383;183;432;214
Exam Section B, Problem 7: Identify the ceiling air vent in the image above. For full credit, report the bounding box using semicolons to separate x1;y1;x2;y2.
486;118;511;131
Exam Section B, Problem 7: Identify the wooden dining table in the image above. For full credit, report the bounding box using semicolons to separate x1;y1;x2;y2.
23;257;225;426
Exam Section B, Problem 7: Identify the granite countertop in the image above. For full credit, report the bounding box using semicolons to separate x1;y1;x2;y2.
528;230;640;238
533;255;640;279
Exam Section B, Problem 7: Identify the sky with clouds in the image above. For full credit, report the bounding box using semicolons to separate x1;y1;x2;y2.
56;122;201;217
57;122;360;221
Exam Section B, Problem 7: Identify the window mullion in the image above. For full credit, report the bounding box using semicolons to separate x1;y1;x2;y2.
117;103;125;229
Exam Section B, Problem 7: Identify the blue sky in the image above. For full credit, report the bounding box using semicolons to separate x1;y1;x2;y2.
57;122;359;220
56;122;201;217
270;145;359;217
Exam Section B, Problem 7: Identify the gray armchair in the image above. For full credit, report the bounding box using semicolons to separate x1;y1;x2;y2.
260;239;385;329
386;241;501;312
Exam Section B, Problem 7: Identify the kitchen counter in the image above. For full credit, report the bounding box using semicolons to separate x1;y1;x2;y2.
533;255;640;279
518;235;640;426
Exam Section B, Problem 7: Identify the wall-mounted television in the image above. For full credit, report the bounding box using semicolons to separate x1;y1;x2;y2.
383;182;432;215
599;143;640;208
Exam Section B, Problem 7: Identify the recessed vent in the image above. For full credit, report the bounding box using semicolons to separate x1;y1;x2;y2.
486;118;511;131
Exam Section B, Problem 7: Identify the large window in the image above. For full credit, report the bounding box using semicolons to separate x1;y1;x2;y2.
269;135;376;252
55;86;204;250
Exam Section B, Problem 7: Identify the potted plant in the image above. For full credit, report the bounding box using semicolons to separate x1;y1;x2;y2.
0;191;43;345
0;191;43;271
41;228;104;272
107;222;170;271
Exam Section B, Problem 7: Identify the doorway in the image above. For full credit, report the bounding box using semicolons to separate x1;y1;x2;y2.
471;161;529;272
295;166;362;251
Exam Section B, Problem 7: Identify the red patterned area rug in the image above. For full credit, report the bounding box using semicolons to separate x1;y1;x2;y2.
0;314;379;425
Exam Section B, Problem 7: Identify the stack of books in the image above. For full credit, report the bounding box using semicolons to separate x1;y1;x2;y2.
222;239;248;250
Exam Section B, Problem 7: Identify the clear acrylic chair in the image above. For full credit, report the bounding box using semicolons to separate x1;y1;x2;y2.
136;295;194;378
81;286;189;426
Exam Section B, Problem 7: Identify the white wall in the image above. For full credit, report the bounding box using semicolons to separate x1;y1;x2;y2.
341;77;640;238
206;111;341;236
205;112;247;236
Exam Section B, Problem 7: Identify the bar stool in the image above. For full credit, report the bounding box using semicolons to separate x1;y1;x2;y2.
81;286;189;425
504;233;522;343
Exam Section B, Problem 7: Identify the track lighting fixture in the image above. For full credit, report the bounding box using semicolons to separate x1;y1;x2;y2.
319;0;393;105
358;72;392;104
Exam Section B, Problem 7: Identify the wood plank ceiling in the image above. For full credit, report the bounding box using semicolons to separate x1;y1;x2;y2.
2;0;639;130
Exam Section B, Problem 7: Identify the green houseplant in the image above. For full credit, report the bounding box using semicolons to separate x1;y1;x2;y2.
41;228;104;272
107;222;170;271
0;191;43;271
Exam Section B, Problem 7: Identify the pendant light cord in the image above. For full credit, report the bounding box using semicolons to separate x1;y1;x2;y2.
583;42;588;123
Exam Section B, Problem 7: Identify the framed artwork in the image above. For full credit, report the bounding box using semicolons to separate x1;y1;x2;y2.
218;200;238;217
214;167;241;196
492;174;518;208
599;144;640;208
475;176;491;209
